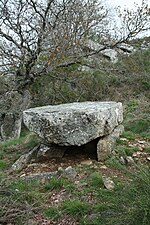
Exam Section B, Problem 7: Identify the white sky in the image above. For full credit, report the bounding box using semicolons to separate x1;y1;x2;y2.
106;0;150;9
104;0;150;37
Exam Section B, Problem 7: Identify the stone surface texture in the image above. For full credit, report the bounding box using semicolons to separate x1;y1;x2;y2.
0;90;30;142
23;101;123;147
37;144;66;159
97;125;124;161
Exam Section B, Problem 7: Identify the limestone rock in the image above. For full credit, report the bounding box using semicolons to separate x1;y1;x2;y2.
126;156;135;165
0;90;30;142
97;125;124;161
101;48;118;63
84;40;104;52
11;146;39;171
62;166;77;178
81;159;93;166
83;40;118;63
23;101;123;146
0;113;22;142
37;143;66;159
117;43;134;53
119;156;126;165
22;171;58;182
102;176;115;190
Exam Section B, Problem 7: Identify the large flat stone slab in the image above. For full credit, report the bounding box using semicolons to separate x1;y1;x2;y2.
23;101;123;146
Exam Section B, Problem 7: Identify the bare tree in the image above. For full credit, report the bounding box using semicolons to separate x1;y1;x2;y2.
0;0;149;86
0;0;108;88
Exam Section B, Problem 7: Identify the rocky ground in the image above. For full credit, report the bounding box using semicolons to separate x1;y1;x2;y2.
1;130;149;225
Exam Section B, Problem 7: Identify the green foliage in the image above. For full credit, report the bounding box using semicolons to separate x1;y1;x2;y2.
106;156;126;170
63;200;90;217
0;160;8;170
44;207;60;220
0;179;43;224
145;147;150;153
0;131;39;163
44;177;63;191
123;167;150;225
122;131;138;140
126;119;150;134
89;172;104;188
126;99;139;113
44;177;75;192
116;146;139;157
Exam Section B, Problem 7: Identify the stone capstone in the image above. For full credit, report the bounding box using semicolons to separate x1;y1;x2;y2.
23;101;123;147
23;101;124;162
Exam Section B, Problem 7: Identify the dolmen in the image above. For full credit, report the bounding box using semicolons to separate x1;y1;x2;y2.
23;101;124;161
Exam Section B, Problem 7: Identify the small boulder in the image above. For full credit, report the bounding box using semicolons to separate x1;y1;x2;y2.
102;176;115;190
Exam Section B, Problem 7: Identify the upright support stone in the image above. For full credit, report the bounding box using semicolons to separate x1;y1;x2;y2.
0;90;31;142
97;125;124;161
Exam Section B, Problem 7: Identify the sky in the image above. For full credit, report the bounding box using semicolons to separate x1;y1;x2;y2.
106;0;150;9
104;0;150;37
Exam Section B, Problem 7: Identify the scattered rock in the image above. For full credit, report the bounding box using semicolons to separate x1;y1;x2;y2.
101;48;118;63
62;166;77;179
100;165;108;169
11;146;39;171
146;157;150;161
81;159;93;166
37;143;66;159
87;213;100;221
126;156;135;165
58;166;64;172
120;138;128;142
117;43;134;53
119;156;126;165
21;171;58;182
102;176;115;190
83;40;118;63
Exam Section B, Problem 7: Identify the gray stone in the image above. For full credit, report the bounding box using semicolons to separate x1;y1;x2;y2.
101;48;118;63
126;156;135;165
102;176;115;190
0;113;22;142
146;157;150;161
83;40;118;63
97;125;124;161
117;43;134;53
21;171;58;182
84;40;104;52
62;166;77;178
11;146;39;171
37;143;66;159
0;73;17;94
0;89;31;142
119;156;126;165
23;101;123;146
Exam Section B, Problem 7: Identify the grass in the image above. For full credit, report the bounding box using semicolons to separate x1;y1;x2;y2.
44;207;60;220
44;177;75;192
62;199;90;217
0;160;8;170
89;172;104;188
105;156;126;170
